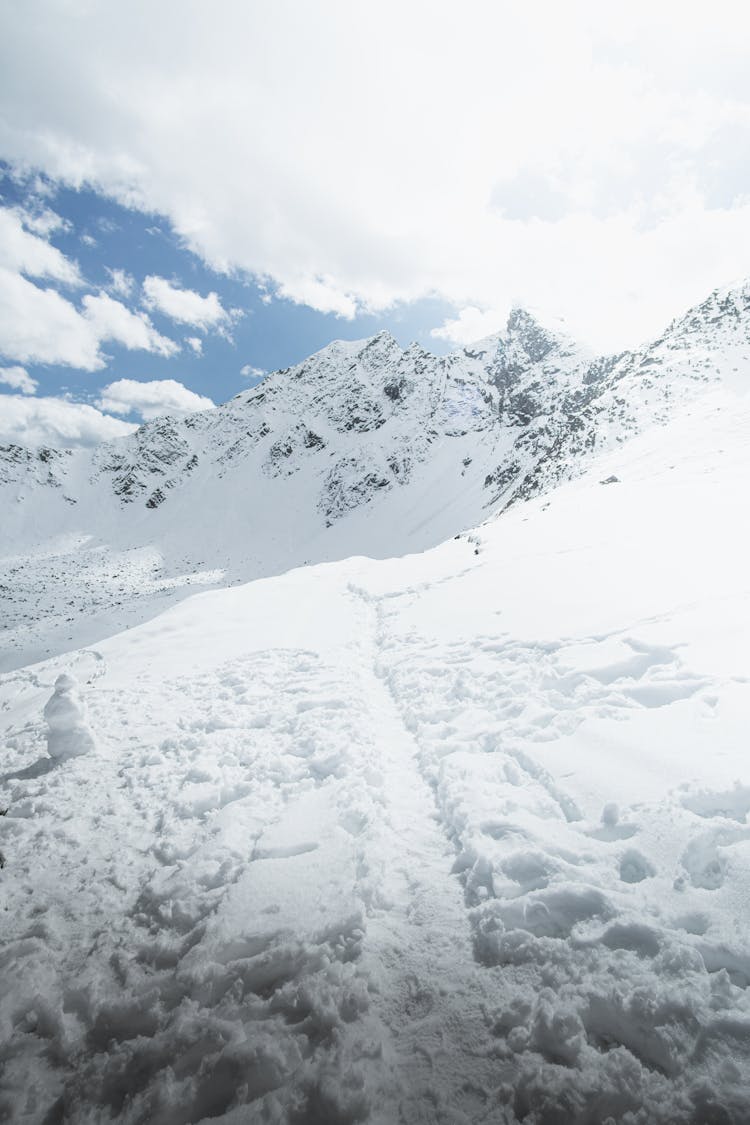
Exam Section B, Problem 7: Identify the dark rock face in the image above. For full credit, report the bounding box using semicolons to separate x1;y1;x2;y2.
95;418;191;502
0;443;70;489
322;458;392;526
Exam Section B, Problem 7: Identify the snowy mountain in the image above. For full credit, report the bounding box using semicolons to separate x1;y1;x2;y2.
1;358;749;1123
3;282;750;672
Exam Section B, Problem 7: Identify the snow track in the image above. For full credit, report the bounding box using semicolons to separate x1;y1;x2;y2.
366;572;750;1123
348;590;503;1123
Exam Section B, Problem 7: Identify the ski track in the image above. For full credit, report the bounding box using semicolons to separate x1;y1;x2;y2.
1;570;750;1122
347;587;506;1124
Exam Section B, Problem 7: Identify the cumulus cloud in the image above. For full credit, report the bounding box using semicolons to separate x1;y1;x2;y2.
185;336;203;355
142;276;232;332
0;206;80;285
3;4;750;348
13;205;70;238
0;270;178;370
276;277;357;319
0;394;137;448
0;205;178;369
106;267;135;297
0;268;104;369
82;293;178;358
0;364;38;394
432;307;508;345
240;363;265;380
97;378;214;421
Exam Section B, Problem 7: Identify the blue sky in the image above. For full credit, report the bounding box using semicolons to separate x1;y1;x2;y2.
2;2;750;446
0;162;456;441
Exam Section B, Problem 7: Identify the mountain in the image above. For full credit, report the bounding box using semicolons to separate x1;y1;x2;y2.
1;283;749;671
1;352;749;1124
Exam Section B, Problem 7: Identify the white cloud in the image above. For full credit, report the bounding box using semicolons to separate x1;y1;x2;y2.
185;336;203;355
0;393;137;448
96;217;119;235
0;272;179;370
3;4;750;348
0;205;178;369
82;293;178;358
106;267;135;297
240;363;265;380
0;206;80;285
97;378;214;421
142;276;231;331
14;205;69;238
276;277;357;319
432;307;508;345
0;267;104;369
0;364;38;394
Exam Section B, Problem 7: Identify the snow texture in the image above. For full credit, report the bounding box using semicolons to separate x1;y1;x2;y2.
1;286;750;1123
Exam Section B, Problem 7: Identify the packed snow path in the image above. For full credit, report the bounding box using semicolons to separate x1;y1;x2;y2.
2;402;750;1123
349;591;503;1124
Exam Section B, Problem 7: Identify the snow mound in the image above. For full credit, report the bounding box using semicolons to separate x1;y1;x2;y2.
43;672;96;759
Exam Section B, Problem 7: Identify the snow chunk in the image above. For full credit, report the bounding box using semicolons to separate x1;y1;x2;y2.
44;672;96;758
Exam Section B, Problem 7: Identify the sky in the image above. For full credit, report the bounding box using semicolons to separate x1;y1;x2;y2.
1;0;750;447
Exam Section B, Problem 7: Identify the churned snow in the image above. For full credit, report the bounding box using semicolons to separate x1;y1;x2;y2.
1;378;749;1122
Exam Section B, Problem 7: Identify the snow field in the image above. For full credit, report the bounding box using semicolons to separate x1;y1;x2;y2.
1;394;749;1122
375;606;750;1121
1;643;379;1122
0;538;227;673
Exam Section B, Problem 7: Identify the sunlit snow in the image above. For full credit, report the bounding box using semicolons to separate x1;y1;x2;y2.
1;294;749;1123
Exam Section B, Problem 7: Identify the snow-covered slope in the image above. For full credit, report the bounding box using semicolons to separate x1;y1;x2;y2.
4;280;749;671
1;381;749;1123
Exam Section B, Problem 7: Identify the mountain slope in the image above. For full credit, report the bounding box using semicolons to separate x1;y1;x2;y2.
1;282;749;672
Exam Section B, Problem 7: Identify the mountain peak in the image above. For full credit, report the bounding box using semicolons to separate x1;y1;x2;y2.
307;329;402;367
506;305;543;332
663;277;750;342
460;307;586;373
504;305;583;361
361;328;402;354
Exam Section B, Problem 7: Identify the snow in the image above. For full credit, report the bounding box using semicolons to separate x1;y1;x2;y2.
1;369;749;1122
43;672;96;759
2;287;750;1121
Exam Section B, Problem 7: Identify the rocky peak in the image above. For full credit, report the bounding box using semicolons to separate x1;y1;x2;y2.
654;280;750;354
505;306;561;364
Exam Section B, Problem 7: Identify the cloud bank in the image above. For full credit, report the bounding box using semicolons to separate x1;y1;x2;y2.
0;395;137;448
97;378;214;421
2;2;750;349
